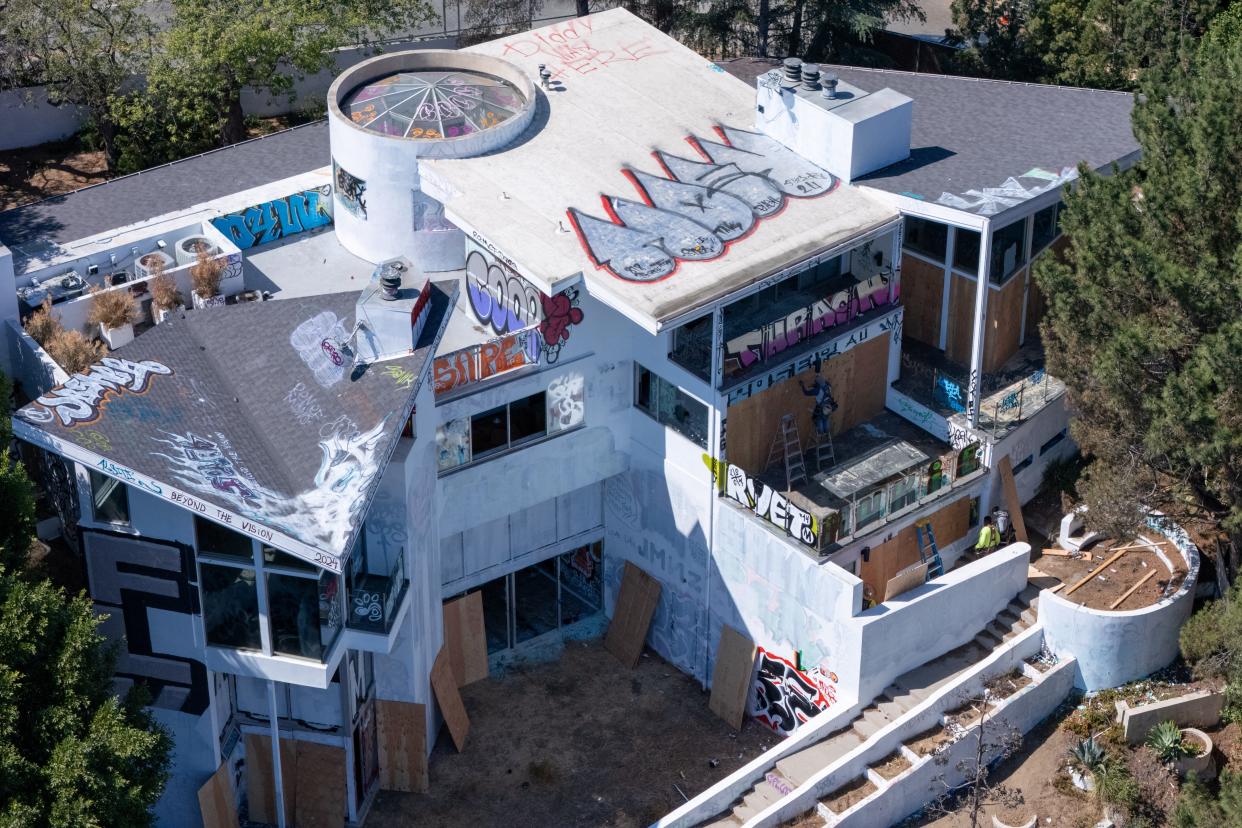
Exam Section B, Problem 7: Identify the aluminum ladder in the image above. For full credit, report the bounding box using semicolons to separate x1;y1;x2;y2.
766;414;808;490
915;520;945;579
813;429;836;472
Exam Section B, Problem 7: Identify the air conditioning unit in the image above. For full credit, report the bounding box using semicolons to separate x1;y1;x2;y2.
174;235;220;266
134;250;175;280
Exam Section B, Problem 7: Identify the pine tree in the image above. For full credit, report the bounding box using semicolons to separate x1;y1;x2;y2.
1034;35;1242;542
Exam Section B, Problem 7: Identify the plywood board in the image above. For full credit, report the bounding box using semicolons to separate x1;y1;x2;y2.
859;495;970;601
244;732;295;826
884;561;930;601
442;591;489;687
293;740;346;828
605;560;662;669
982;270;1025;373
997;454;1029;542
899;254;946;348
376;699;428;793
709;625;757;730
197;761;238;828
431;647;470;752
946;273;977;365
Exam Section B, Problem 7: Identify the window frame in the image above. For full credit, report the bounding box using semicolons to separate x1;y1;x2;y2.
903;216;949;263
633;362;709;449
989;219;1028;285
436;387;581;476
88;469;131;526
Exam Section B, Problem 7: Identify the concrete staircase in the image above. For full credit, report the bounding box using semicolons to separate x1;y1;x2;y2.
701;585;1041;828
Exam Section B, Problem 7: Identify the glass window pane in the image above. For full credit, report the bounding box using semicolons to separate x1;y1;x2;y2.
318;570;343;653
990;219;1027;284
509;392;547;445
559;542;603;626
201;563;261;650
636;365;654;413
90;470;130;525
196;516;253;563
470;405;508;458
904;217;948;262
267;572;326;660
669;314;712;381
953;229;980;274
633;364;708;448
480;578;509;654
262;545;315;572
513;561;558;645
1032;204;1057;252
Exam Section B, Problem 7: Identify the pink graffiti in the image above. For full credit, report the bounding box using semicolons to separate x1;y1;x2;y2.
500;17;667;78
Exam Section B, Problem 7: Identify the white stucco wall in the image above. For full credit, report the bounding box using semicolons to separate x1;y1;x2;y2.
1041;516;1200;691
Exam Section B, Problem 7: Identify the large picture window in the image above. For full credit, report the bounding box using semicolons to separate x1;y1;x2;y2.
953;229;981;275
904;217;948;262
201;563;262;651
437;381;583;473
1031;203;1059;254
990;219;1028;284
635;364;708;448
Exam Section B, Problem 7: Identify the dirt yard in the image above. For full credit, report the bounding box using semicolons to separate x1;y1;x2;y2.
1031;539;1185;611
367;638;774;828
0;136;109;210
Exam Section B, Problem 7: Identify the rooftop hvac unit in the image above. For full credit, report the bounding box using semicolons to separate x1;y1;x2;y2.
134;250;175;280
174;235;220;266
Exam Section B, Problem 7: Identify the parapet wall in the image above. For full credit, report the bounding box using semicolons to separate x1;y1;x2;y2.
1041;514;1200;691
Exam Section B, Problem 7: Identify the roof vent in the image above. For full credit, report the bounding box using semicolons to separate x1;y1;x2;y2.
352;257;433;364
800;63;820;91
377;259;404;300
822;73;839;99
782;57;802;88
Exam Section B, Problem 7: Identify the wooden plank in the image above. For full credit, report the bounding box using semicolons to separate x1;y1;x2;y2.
1109;569;1158;610
899;253;946;348
709;625;757;730
1064;546;1131;597
197;761;238;828
293;740;346;828
1041;547;1073;557
442;591;489;687
997;454;1029;543
983;269;1025;372
376;700;428;793
244;732;295;826
604;560;662;669
431;646;470;752
884;561;930;602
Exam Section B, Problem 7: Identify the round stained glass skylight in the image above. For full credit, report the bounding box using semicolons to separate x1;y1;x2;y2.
342;70;528;140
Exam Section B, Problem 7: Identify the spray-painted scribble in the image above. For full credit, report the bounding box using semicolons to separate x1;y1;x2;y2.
412;190;456;232
334;161;367;219
285;382;324;425
210;186;333;249
21;358;174;427
937;167;1076;216
290;311;351;388
750;648;838;735
568;126;838;282
703;455;819;547
547;372;585;431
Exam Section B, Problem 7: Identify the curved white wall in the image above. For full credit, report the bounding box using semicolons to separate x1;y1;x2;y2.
326;50;537;267
1041;514;1200;691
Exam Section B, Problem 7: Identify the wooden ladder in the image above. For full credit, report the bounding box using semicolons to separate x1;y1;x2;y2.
766;414;808;490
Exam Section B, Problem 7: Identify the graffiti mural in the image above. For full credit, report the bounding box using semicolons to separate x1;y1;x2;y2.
334;161;367;219
547;372;585;431
152;431;262;509
703;456;819;547
433;330;539;395
290;311;351;388
936;167;1076;216
724;270;896;373
210;186;333;249
412;190;455;232
435;417;471;471
568;126;838;282
750;648;838;735
85;532;208;715
19;358;174;427
467;245;542;335
499;16;666;78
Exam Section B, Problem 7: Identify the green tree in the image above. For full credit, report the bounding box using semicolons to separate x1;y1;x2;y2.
1173;769;1242;826
1203;0;1242;51
1180;580;1242;717
151;0;439;149
1033;33;1242;542
0;0;154;168
0;375;35;574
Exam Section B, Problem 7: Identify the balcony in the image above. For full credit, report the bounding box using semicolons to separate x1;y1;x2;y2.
346;545;408;635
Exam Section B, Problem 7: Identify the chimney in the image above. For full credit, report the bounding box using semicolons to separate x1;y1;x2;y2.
352;257;432;364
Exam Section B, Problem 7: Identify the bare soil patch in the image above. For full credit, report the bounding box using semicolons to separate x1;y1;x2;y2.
908;723;956;756
367;639;772;828
0;137;109;210
820;775;877;814
1032;539;1185;610
872;750;913;780
986;669;1033;701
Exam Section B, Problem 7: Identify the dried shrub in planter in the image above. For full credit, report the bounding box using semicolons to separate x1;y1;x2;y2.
46;330;105;374
23;298;62;346
151;271;184;311
86;286;139;330
190;248;225;298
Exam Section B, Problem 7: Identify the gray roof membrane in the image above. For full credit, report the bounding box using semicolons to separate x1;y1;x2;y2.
13;282;454;569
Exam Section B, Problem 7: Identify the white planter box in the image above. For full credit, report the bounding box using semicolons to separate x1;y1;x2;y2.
154;305;185;324
192;291;226;310
99;322;134;350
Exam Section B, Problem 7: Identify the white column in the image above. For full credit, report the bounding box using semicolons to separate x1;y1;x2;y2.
267;680;287;828
967;220;992;427
939;229;956;351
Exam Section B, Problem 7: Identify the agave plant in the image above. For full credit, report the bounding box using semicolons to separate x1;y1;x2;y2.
1069;736;1107;773
1146;720;1196;763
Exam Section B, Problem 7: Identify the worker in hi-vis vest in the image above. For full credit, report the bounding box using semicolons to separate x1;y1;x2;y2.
976;515;1002;555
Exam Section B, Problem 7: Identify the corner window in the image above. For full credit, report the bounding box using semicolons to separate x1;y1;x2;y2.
437;383;578;473
990;220;1028;285
1031;203;1059;253
634;364;708;448
266;569;341;660
89;470;130;525
201;563;262;651
904;217;948;263
953;229;981;275
669;314;712;382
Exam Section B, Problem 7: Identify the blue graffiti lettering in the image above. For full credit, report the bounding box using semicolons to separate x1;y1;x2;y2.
210;186;333;250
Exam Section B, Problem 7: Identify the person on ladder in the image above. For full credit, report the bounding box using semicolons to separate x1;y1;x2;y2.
799;373;838;437
975;515;1002;556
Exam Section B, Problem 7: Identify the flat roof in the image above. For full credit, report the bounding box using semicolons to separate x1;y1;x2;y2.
422;9;899;331
13;283;455;569
720;58;1139;217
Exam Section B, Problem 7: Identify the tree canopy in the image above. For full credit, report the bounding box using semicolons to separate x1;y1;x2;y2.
1033;33;1242;541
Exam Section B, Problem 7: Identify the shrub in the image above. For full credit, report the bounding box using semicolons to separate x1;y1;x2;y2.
1095;756;1139;814
23;299;62;346
1069;736;1108;774
1172;769;1242;826
150;272;184;311
1180;582;1242;721
190;248;224;298
86;286;138;330
45;330;105;374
